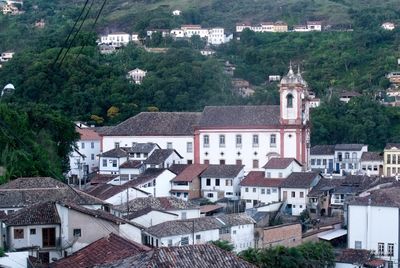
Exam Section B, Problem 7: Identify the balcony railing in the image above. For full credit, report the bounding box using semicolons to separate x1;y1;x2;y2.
335;158;359;163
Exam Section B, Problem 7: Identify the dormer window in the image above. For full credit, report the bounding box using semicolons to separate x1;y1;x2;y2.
287;94;293;108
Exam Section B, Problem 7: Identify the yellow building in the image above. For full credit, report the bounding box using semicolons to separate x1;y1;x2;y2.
384;143;400;176
274;21;288;32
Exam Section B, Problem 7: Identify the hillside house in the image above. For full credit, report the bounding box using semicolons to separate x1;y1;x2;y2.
280;172;321;216
384;143;400;176
200;164;245;202
382;22;395;30
143;213;255;252
307;21;322;31
170;164;208;200
127;68;147;84
360;152;383;176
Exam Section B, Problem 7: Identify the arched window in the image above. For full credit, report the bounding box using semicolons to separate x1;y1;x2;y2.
287;94;293;108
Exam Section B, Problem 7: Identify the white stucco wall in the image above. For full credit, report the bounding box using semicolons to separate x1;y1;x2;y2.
230;223;254;252
105;188;150;205
241;186;280;209
131;210;178;228
281;187;309;216
348;205;399;264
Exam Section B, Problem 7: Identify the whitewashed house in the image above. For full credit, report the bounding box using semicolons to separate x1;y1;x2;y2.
127;68;147;84
280;172;321;216
307;21;322;31
208;27;225;45
360;152;383;176
172;9;181;16
200;164;245;202
101;112;201;164
131;32;140;42
68;126;102;181
293;25;309;32
181;25;209;38
0;51;14;62
113;196;200;225
236;22;252;32
263;158;303;178
261;22;275;32
170;28;185;38
3;201;143;264
98;148;129;175
382;22;395;30
84;183;150;205
240;171;283;209
100;32;131;47
334;144;368;174
143;149;183;169
310;145;335;174
143;213;255;252
347;187;400;267
170;164;208;200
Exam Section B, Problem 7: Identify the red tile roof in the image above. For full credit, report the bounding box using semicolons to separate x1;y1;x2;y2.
239;171;284;187
263;158;301;169
51;233;150;268
172;164;208;182
90;174;118;185
76;127;101;141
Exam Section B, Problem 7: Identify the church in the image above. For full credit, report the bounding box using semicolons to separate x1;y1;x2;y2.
193;64;311;171
101;65;311;173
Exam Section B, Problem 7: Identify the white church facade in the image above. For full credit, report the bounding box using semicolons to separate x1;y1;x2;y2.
194;65;311;172
101;65;311;172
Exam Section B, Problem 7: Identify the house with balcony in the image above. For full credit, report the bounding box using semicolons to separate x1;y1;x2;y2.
200;164;245;202
330;175;396;217
280;172;321;216
170;164;208;200
334;144;368;174
3;201;143;264
143;213;255;252
307;178;342;216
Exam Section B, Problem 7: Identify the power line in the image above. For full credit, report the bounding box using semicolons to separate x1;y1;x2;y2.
52;0;90;67
74;0;108;62
58;0;95;67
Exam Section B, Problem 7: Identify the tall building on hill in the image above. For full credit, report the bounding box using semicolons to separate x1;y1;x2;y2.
194;64;311;171
101;65;311;172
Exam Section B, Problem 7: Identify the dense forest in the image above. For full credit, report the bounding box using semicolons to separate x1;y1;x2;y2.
1;0;400;178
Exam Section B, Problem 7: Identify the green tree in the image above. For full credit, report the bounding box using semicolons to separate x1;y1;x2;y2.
210;240;234;252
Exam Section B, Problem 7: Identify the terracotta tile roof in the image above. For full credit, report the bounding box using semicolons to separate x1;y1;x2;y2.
336;249;371;264
119;160;142;169
114;196;198;214
360;152;383;162
4;202;60;226
122;168;166;188
201;164;244;178
199;204;223;214
280;172;320;189
239;171;284;187
340;91;361;98
144;149;182;165
349;186;400;207
364;259;386;267
89;174;118;185
168;164;190;174
96;244;256;267
198;105;280;128
128;143;158;153
145;213;254;237
85;183;150;201
307;178;342;197
51;233;150;268
263;158;301;169
172;164;208;182
58;202;143;227
334;144;365;151
99;148;128;158
93;126;112;135
385;143;400;150
0;177;66;189
104;112;201;136
0;177;107;208
310;145;335;155
334;175;396;195
76;127;101;141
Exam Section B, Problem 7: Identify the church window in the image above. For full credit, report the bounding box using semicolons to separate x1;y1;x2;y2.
219;135;225;147
287;94;294;108
270;135;276;147
203;135;209;147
